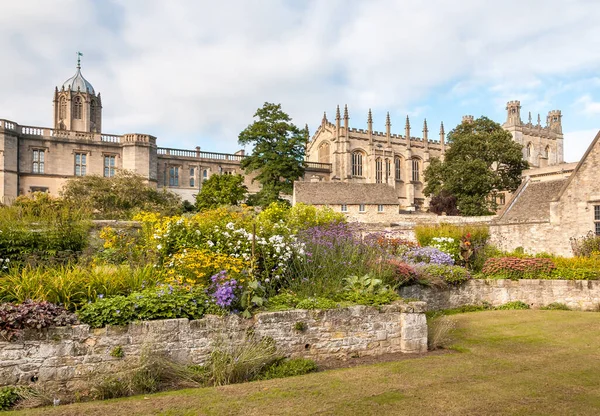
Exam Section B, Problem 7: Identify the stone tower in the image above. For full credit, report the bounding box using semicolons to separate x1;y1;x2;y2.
53;54;102;133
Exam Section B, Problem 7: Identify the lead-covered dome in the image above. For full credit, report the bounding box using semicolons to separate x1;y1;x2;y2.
62;66;95;95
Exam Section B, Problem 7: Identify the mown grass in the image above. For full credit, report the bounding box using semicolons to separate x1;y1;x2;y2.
10;310;600;416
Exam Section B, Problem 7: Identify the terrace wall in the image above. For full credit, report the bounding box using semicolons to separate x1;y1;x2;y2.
399;279;600;311
0;302;427;393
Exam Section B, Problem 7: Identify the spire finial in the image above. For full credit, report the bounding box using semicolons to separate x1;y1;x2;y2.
322;111;327;124
528;111;532;124
423;118;428;133
76;51;83;69
343;104;349;119
386;112;391;126
537;113;541;126
405;115;410;129
440;121;445;135
335;105;341;121
367;108;373;124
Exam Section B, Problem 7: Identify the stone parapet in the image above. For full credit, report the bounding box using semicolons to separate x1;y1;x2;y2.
399;279;600;311
0;301;427;392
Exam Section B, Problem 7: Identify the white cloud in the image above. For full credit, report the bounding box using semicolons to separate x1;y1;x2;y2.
574;95;600;116
563;129;599;162
1;0;600;153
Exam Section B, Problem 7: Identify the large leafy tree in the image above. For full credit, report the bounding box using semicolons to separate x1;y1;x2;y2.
424;117;528;216
195;173;247;211
238;102;307;206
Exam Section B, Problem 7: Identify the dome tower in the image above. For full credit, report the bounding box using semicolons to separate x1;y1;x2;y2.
53;52;102;133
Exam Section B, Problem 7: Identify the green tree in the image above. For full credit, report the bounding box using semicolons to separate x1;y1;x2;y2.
60;170;182;219
238;102;307;206
195;174;248;211
424;117;528;216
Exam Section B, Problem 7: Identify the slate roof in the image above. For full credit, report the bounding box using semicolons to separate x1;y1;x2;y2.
294;182;399;205
497;179;567;223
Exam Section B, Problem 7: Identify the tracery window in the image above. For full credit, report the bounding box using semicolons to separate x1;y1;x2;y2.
318;142;330;164
32;149;45;174
352;151;364;177
395;157;402;181
412;159;420;182
385;159;391;182
59;97;67;119
73;96;83;120
375;158;383;183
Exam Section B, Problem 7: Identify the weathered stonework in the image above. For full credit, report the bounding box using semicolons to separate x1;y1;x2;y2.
0;302;427;393
399;280;600;311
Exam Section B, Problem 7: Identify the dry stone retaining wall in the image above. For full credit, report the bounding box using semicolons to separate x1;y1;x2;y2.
399;279;600;311
0;302;427;392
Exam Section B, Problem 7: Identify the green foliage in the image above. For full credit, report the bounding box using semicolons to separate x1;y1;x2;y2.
427;314;456;350
256;358;318;380
240;280;268;318
338;290;399;306
541;302;571;311
424;117;528;216
256;202;346;235
496;301;530;310
0;193;90;265
343;273;387;295
417;264;471;286
0;386;30;411
60;170;182;219
77;285;223;328
428;189;460;216
0;300;78;340
238;103;307;206
110;346;125;358
294;321;307;331
295;297;339;310
430;302;494;316
0;265;163;311
195;174;248;211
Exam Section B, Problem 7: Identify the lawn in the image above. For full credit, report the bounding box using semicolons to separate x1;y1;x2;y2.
12;310;600;416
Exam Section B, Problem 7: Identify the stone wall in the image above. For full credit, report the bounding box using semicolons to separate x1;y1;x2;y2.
399;279;600;311
0;302;427;392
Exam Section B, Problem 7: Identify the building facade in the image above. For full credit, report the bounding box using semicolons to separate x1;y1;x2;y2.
0;60;331;204
305;101;565;211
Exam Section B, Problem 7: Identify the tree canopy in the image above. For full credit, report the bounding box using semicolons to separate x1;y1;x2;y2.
60;170;182;219
424;117;528;216
238;102;307;207
195;174;248;211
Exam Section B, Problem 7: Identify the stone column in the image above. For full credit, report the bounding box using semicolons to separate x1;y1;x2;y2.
399;302;428;353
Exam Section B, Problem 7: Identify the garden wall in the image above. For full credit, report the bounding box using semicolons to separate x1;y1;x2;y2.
0;302;427;392
399;279;600;311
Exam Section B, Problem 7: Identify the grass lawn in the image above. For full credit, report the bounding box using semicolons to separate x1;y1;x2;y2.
11;310;600;416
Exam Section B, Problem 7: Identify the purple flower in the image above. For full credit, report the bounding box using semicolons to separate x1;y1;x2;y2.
210;271;239;308
401;246;454;266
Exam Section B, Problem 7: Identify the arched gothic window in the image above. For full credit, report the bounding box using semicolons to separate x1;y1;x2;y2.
352;151;364;177
412;158;421;182
526;142;533;158
73;96;83;120
318;142;330;164
59;97;67;120
544;145;550;159
375;158;383;183
394;157;402;181
385;159;391;181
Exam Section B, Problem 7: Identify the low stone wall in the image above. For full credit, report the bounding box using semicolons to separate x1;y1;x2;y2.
0;302;427;392
399;279;600;311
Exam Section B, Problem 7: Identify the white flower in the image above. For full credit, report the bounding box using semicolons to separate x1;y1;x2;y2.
226;222;235;230
207;241;214;247
156;244;162;250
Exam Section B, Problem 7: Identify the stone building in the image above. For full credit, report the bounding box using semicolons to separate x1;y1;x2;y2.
0;59;331;204
304;102;566;211
492;130;600;256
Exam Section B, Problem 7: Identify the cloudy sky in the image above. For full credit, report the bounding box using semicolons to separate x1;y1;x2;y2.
1;0;599;162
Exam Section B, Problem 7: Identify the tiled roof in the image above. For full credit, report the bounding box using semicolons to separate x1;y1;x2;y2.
497;179;566;223
294;181;398;205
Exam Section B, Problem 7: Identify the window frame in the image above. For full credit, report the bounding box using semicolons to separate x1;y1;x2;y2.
375;158;383;183
103;155;116;178
74;152;87;176
412;159;420;182
189;167;195;187
32;149;45;174
341;204;348;212
352;151;364;177
595;205;600;236
359;204;366;213
377;204;384;212
395;157;402;181
169;166;180;187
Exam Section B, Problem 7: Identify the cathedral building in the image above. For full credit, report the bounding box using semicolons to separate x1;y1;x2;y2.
303;101;565;211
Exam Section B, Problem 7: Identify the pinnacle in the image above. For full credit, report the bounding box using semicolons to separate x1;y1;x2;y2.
336;105;341;120
386;112;391;125
344;104;349;119
367;108;373;124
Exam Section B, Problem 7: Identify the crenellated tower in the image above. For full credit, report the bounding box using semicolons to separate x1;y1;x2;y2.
53;53;102;133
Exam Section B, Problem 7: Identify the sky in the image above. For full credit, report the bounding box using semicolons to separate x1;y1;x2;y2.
1;0;600;162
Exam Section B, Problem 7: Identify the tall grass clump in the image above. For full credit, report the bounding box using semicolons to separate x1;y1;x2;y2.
0;265;163;311
570;231;600;257
415;223;490;248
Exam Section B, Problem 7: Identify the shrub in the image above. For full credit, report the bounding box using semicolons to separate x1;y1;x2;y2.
77;285;223;328
414;223;490;248
0;301;78;340
295;297;339;310
552;256;600;280
496;301;530;310
338;290;399;306
387;259;418;286
256;358;318;380
570;231;600;257
401;246;455;266
481;257;556;279
416;264;471;286
0;386;21;411
541;302;571;311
